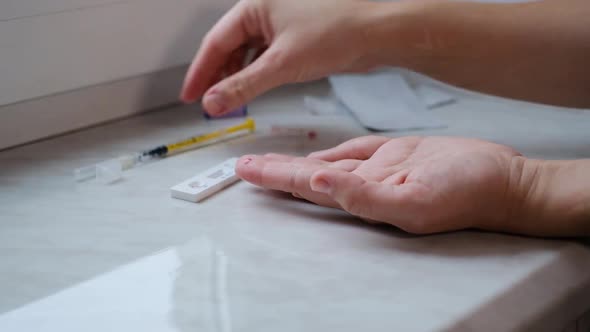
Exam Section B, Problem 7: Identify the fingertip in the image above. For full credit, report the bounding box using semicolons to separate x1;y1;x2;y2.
180;91;197;104
209;51;286;114
235;155;260;183
179;80;192;102
203;96;223;115
180;62;202;103
236;154;256;169
203;86;237;115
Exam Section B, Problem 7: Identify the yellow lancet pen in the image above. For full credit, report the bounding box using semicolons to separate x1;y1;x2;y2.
140;118;256;160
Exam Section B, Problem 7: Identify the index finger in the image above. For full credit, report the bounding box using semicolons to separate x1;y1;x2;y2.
181;2;253;103
236;155;325;194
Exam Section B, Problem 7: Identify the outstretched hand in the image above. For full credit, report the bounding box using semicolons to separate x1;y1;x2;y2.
236;136;524;234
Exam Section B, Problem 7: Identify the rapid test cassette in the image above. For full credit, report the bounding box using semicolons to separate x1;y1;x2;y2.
170;158;240;203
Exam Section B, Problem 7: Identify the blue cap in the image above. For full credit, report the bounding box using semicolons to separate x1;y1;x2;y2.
204;105;248;119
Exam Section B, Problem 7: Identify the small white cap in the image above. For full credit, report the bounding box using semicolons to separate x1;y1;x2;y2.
117;154;138;170
96;159;123;184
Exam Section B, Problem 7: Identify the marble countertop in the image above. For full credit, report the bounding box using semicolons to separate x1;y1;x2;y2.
1;81;589;332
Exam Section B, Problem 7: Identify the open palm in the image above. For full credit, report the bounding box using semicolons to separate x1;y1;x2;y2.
236;136;523;234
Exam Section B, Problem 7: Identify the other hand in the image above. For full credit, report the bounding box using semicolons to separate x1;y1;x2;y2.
236;136;525;234
181;0;401;115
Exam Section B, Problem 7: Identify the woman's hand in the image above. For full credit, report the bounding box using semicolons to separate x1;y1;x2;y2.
180;0;403;115
236;135;590;237
182;0;590;110
236;136;523;234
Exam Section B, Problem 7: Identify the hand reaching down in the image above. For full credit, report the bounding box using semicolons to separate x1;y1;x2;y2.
180;0;399;115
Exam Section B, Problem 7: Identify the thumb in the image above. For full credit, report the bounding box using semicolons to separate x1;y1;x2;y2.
310;169;377;219
202;47;289;115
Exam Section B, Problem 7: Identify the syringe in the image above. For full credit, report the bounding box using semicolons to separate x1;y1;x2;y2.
139;118;256;161
74;118;256;183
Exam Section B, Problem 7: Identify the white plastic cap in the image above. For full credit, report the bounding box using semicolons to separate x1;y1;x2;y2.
117;154;138;170
74;154;138;184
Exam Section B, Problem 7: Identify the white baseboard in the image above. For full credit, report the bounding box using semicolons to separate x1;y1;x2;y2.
0;65;189;150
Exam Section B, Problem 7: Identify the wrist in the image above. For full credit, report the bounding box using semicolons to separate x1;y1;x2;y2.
359;1;456;70
505;157;590;237
356;1;430;69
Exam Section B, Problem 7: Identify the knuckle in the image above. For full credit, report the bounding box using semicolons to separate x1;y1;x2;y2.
262;48;289;71
288;167;309;195
257;47;298;85
227;77;251;104
351;142;367;159
292;167;310;191
287;165;300;191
